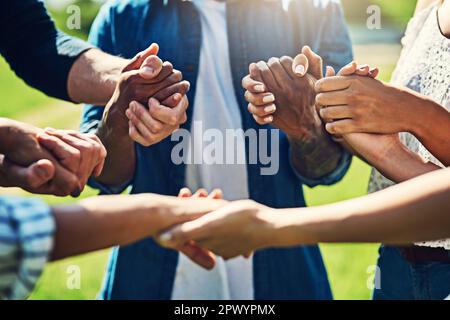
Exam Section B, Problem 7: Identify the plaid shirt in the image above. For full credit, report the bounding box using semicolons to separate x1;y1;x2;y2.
0;196;54;300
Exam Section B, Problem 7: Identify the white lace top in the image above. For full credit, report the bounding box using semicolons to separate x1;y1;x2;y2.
368;2;450;249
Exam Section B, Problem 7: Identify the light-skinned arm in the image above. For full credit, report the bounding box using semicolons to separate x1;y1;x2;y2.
161;168;450;260
51;193;226;269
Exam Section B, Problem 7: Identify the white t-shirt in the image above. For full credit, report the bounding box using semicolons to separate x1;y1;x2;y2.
171;0;254;300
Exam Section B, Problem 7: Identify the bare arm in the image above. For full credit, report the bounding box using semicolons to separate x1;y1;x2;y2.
163;168;450;260
67;49;128;105
51;194;226;261
277;168;450;246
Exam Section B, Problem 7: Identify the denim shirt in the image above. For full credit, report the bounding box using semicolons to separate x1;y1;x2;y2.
81;0;353;300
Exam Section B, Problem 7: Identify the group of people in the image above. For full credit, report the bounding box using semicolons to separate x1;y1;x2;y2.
0;0;449;300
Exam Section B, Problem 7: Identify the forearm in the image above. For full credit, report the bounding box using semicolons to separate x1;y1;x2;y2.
272;168;450;246
358;138;440;183
289;126;345;179
51;194;226;260
68;49;128;105
408;93;450;166
94;117;136;188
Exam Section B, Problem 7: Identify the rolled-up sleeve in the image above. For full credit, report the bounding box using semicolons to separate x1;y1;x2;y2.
0;0;93;101
0;196;54;300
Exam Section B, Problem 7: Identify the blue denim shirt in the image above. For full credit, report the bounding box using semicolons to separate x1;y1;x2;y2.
81;0;353;300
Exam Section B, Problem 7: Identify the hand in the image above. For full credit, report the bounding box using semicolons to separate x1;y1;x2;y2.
315;72;412;136
0;119;87;196
39;129;107;190
156;188;223;270
242;48;321;141
126;94;189;147
102;53;190;141
0;154;54;189
160;200;277;260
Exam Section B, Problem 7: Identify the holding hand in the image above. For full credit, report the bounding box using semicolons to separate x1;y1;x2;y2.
160;200;277;260
0;119;106;196
158;188;224;270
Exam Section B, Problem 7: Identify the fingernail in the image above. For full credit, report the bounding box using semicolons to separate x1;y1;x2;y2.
45;127;56;133
141;66;154;75
35;166;51;180
264;104;276;113
254;84;264;92
159;232;173;243
174;93;182;101
264;116;274;123
295;65;305;75
262;94;275;104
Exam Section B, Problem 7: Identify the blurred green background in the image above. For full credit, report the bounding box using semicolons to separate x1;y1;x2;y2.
0;0;418;300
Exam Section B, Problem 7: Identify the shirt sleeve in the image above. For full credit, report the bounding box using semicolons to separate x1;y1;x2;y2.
0;0;94;101
0;196;55;300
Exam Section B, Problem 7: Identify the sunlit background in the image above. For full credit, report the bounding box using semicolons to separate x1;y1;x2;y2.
0;0;418;300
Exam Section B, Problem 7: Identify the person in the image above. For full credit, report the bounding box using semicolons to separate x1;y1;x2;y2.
81;0;353;300
0;0;187;196
0;191;225;300
243;0;450;300
160;167;450;260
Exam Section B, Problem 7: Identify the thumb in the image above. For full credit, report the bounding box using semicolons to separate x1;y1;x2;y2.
139;55;164;80
3;158;55;189
123;43;160;72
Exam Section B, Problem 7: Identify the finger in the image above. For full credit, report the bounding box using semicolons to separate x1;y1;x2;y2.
241;74;266;93
128;101;165;135
149;97;188;126
159;220;210;247
302;46;323;79
208;189;223;200
126;108;154;143
369;67;379;78
316;90;351;106
37;133;81;172
123;43;159;72
178;188;192;198
193;188;208;198
325;66;336;77
128;120;150;147
325;119;360;135
314;76;352;93
337;61;358;76
292;53;309;77
139;55;164;79
65;132;107;177
257;61;279;91
44;130;96;187
160;93;183;110
140;69;183;97
154;81;190;107
253;114;273;125
247;103;276;117
267;57;292;86
319;105;353;122
244;90;275;106
2;158;55;190
249;62;263;82
355;64;370;76
179;242;216;270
